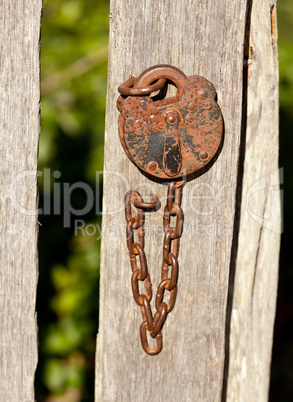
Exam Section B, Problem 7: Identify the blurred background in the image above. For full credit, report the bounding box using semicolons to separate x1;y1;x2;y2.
37;0;108;400
37;0;292;400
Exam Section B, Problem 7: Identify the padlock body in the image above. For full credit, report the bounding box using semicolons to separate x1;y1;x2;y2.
119;76;223;179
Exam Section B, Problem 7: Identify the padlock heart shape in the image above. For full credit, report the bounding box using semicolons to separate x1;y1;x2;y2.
118;65;223;179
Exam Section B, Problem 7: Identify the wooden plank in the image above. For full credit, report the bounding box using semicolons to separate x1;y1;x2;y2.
95;0;276;400
225;0;280;400
0;0;42;400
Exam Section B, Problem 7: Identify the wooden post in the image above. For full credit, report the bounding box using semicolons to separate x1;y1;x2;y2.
0;1;42;400
96;0;280;400
225;1;280;400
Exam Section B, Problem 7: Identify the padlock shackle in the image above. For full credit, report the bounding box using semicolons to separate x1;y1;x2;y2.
135;65;189;98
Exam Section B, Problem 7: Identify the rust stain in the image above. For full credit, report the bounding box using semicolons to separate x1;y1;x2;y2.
270;4;278;41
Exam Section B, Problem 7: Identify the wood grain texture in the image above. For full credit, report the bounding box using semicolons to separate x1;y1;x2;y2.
0;0;42;400
225;0;280;400
96;0;279;400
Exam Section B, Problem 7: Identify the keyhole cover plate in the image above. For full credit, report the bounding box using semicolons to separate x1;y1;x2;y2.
118;76;223;179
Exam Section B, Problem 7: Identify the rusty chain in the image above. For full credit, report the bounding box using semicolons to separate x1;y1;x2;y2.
124;181;183;355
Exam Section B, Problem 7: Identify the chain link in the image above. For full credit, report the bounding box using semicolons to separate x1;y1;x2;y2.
124;181;184;355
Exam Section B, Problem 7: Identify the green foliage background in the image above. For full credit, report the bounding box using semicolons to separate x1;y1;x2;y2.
37;0;108;400
37;0;292;400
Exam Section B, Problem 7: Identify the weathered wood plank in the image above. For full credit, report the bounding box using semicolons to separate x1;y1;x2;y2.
225;0;280;400
0;1;42;400
96;0;279;400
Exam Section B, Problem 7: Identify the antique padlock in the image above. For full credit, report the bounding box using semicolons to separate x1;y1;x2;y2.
118;64;223;179
118;65;223;355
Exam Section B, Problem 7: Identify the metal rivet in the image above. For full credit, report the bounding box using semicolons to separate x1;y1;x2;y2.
147;161;158;171
167;115;176;124
199;151;208;160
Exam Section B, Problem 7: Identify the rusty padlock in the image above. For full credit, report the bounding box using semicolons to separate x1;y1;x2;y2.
117;64;223;179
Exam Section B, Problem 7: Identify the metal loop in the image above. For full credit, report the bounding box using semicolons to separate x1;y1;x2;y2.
165;253;178;290
172;238;180;260
126;220;145;254
174;184;183;205
125;190;144;229
135;65;189;99
155;279;177;313
163;204;183;239
132;194;160;210
144;275;152;301
118;77;136;94
118;77;166;96
131;271;152;306
163;230;172;264
153;311;160;326
166;182;183;213
137;225;145;249
166;182;176;211
140;321;163;356
150;302;167;338
141;295;154;332
126;219;136;254
132;243;148;280
166;286;177;313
